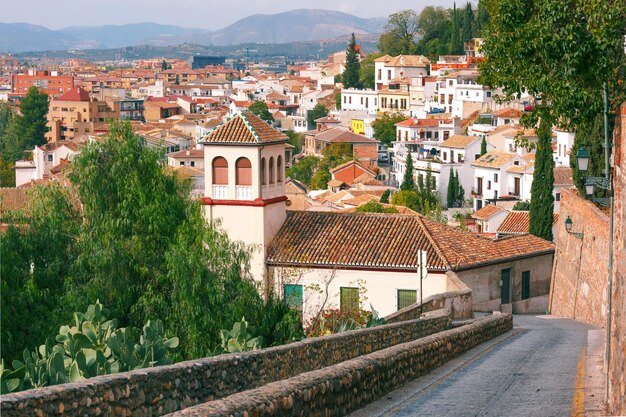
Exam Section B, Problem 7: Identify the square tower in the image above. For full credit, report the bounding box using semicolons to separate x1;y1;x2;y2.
202;112;289;285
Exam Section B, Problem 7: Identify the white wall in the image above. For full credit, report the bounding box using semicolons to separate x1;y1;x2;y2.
273;267;448;320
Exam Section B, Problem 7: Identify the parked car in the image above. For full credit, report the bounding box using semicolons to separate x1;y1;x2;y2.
378;153;389;163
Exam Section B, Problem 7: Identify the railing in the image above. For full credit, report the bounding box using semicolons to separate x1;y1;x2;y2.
236;185;252;200
212;185;228;199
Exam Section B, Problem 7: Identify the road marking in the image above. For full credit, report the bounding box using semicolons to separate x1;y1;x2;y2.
571;347;586;417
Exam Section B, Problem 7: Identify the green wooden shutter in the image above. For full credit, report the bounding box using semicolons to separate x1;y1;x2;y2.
521;271;530;300
283;284;303;311
340;287;359;311
397;289;417;310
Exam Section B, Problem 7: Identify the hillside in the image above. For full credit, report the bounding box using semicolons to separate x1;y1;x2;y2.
0;9;385;52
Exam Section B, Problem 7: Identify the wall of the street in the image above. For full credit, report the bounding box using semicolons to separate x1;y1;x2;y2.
166;314;513;417
549;188;609;328
0;312;451;417
608;102;626;415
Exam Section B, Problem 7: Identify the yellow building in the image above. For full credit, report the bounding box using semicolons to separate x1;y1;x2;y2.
351;119;365;135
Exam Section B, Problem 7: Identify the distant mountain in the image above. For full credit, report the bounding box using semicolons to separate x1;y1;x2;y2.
0;23;79;52
58;23;212;49
208;9;386;45
0;9;386;53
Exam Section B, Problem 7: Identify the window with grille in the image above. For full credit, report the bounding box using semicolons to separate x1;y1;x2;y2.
397;289;417;310
521;271;530;300
340;287;359;311
284;284;303;311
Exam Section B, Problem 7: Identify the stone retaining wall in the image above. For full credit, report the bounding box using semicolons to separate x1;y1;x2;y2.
386;271;473;323
0;311;451;417
167;313;513;417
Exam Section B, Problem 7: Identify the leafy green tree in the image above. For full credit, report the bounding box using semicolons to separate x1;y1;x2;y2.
571;113;607;201
371;113;406;147
1;184;80;363
355;200;398;213
286;156;319;186
248;100;274;123
1;121;302;361
307;104;329;128
0;156;14;187
285;130;304;155
335;93;342;110
342;34;362;89
0;87;49;162
391;190;420;210
0;102;12;138
381;10;420;55
480;136;488;156
512;200;531;211
380;189;390;203
359;53;383;89
478;0;625;240
400;152;415;191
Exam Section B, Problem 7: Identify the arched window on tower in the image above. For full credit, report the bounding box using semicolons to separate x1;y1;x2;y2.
235;157;252;199
212;157;228;184
212;156;228;199
261;157;266;185
277;155;283;183
235;157;252;185
269;156;275;184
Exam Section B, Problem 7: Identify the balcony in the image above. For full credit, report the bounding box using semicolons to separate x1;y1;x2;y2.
235;186;252;200
212;185;228;199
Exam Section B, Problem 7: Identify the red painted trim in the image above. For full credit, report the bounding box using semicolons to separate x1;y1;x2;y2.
201;195;288;207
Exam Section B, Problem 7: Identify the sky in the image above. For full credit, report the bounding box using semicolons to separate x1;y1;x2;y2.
4;0;460;30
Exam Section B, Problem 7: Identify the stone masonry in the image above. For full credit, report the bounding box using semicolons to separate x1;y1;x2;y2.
608;102;626;415
550;187;609;328
166;314;513;417
0;311;451;417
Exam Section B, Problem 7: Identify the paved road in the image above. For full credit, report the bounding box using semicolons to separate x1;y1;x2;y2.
349;315;597;417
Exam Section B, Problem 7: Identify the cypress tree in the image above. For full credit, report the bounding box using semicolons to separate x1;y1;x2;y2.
380;189;390;203
528;121;554;241
446;169;456;208
480;136;488;156
400;152;415;191
342;34;362;89
456;170;465;207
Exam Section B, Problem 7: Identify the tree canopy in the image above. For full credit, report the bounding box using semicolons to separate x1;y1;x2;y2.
1;121;301;364
342;34;362;89
371;113;406;147
248;101;274;123
478;0;626;240
307;104;329;128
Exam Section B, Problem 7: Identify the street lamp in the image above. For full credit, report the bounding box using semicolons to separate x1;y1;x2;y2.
564;216;584;239
575;145;611;206
576;145;590;172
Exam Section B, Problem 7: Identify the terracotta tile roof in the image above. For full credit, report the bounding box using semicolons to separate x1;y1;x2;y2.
170;165;203;178
0;188;30;217
440;135;479;149
327;179;345;187
374;54;392;63
395;118;442;128
341;194;380;207
472;151;516;168
313;128;378;144
167;149;204;158
314;116;340;124
57;87;90;102
493;107;522;118
472;204;506;220
386;55;430;67
330;160;376;176
497;211;560;235
554;166;574;186
203;112;287;145
267;211;450;271
265;91;289;101
41;141;80;152
507;160;534;174
267;211;554;272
